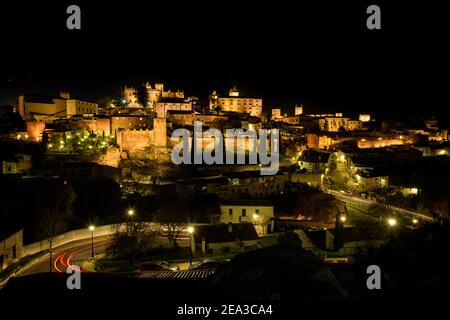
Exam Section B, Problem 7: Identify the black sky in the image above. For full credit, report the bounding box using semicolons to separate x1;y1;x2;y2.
0;1;448;119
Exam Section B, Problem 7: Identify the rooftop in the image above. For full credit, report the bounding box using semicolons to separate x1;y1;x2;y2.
166;110;194;115
219;96;263;100
193;223;258;244
176;176;229;185
157;98;190;104
299;150;330;163
221;200;273;207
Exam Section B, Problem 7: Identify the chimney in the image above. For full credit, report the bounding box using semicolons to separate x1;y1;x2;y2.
228;223;233;233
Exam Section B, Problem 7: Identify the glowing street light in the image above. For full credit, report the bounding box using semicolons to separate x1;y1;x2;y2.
187;226;194;234
127;209;135;218
340;215;347;222
88;225;95;258
412;218;418;224
387;217;398;245
388;218;397;227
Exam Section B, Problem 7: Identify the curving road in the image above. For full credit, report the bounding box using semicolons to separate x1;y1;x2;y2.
17;236;111;276
325;189;433;222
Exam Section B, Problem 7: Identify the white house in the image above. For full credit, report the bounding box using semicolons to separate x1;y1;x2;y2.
220;200;274;234
191;223;259;254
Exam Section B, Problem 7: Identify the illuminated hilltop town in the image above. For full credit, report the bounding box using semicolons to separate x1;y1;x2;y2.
1;81;449;283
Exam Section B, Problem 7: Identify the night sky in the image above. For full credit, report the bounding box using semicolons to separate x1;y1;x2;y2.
0;1;448;119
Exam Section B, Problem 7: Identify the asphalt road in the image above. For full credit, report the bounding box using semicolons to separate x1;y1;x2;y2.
325;189;433;221
17;235;111;276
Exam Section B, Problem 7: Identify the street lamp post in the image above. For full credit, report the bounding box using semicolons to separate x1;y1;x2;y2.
126;209;135;236
412;218;419;230
89;225;95;258
387;217;397;246
187;226;194;266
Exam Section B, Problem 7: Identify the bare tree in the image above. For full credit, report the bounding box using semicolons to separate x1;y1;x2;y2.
109;222;159;265
299;192;344;223
37;182;75;272
153;202;190;249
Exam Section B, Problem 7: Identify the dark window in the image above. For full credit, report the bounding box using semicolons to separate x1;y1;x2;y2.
229;208;233;215
242;209;246;217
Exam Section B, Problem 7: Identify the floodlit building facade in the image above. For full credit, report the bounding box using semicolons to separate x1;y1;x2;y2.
209;87;263;118
18;91;98;122
220;200;274;234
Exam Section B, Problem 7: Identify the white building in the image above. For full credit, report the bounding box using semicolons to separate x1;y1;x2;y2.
220;200;274;234
18;91;98;122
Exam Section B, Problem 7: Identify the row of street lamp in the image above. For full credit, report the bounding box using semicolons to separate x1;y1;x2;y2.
87;208;195;258
86;208;421;262
339;212;419;228
387;217;419;227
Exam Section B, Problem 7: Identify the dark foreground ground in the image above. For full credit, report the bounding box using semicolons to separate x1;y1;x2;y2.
2;246;449;318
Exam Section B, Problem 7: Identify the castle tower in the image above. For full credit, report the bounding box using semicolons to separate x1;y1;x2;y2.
294;104;303;116
271;108;282;120
123;86;138;105
155;83;164;92
228;86;239;97
209;90;219;110
153;118;167;147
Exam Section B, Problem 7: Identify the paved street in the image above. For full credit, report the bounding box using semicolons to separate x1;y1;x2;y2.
325;189;433;221
17;235;111;276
